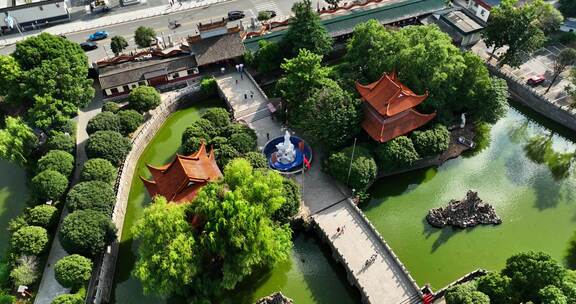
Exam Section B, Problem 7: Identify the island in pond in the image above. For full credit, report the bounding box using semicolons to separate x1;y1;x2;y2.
427;190;501;228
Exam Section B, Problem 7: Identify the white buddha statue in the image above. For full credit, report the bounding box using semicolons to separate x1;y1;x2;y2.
275;131;296;164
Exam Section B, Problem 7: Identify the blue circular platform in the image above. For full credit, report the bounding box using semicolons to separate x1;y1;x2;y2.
262;135;313;174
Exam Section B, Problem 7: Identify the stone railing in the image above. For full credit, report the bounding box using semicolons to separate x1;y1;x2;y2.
313;199;422;304
87;84;199;304
486;62;576;132
431;268;488;300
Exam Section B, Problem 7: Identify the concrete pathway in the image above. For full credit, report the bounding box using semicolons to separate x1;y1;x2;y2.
216;72;423;304
33;90;104;304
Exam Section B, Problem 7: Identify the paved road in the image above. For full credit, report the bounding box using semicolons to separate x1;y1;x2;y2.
0;0;329;62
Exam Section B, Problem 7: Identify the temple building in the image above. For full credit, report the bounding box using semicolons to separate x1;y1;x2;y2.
140;143;222;203
356;71;436;143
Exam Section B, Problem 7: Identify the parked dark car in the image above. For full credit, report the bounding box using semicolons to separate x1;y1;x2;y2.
527;75;545;86
227;10;245;21
80;41;98;51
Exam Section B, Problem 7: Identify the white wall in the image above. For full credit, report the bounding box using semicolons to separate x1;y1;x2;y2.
0;1;68;27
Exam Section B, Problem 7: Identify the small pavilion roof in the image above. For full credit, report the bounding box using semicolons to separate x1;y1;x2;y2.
140;143;222;203
355;71;428;117
362;106;436;143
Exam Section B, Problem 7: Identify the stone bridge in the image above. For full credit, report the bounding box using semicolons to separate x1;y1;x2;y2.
216;71;423;304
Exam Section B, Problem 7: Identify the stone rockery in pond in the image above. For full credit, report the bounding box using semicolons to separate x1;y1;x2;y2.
426;190;501;228
256;292;294;304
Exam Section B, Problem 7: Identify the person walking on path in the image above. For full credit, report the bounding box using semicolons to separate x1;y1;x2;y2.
266;133;270;141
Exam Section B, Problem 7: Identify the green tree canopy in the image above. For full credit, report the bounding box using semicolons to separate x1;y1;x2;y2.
0;55;22;102
281;0;332;57
51;293;84;304
28;94;77;131
117;109;144;135
0;116;37;166
26;205;58;228
538;285;568;304
12;33;87;71
86;111;121;135
325;146;378;191
37;149;75;176
560;0;576;17
201;108;230;129
252;40;283;74
410;125;450;157
80;158;117;184
229;132;256;154
547;48;576;93
533;0;564;35
272;178;301;224
66;181;116;216
243;151;268;169
110;36;129;55
86;131;132;166
375;136;420;172
445;282;490;304
47;132;75;154
11;226;49;255
54;254;93;290
59;210;116;257
102;101;120;113
476;272;512;304
10;256;38;287
128;86;161;113
134;27;156;48
31;170;68;201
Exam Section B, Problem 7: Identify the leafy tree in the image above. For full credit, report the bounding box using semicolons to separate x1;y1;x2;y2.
110;36;128;55
181;118;217;144
47;132;75;154
7;215;28;235
132;196;197;297
477;272;512;304
128;86;161;113
533;0;564;35
257;10;273;21
12;33;87;71
0;55;22;103
325;146;377;191
201;108;230;129
375;136;420;172
86;131;132;166
210;136;228;147
281;0;332;57
299;78;362;149
215;144;240;168
445;282;490;304
539;285;568;304
28;94;77;131
229;132;256;154
31;170;68;201
182;137;204;155
410;125;450;157
59;210;116;257
0;117;37;166
66;181;115;216
102;101;120;113
9;256;38;287
117;110;144;135
277;49;331;125
26;205;58;228
11;226;49;255
253;40;283;74
51;293;84;304
226;123;257;141
243;152;268;169
502;251;567;303
37;149;75;176
547;48;576;93
272;178;301;224
54;254;93;289
0;290;15;304
86;112;121;135
560;0;576;17
134;27;156;48
80;158;117;184
23;57;94;108
200;76;217;97
483;0;546;67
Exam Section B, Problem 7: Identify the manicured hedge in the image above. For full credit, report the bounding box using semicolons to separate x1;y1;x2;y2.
128;86;161;113
117;109;144;135
46;132;75;154
37;150;74;176
410;125;450;157
325;146;377;191
86;112;121;135
374;136;420;172
26;205;58;228
54;254;93;289
11;226;49;255
59;210;116;257
86;131;131;166
80;158;117;184
31;170;68;201
66;181;115;216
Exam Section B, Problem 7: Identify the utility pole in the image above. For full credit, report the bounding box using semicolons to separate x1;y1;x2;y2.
346;137;357;187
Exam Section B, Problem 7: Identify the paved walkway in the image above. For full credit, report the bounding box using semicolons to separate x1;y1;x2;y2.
216;72;423;304
34;90;104;304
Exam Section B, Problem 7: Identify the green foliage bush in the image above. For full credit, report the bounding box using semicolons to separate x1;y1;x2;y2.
182;137;204;155
31;170;68;201
9;256;38;287
134;27;156;48
28;95;77;131
128;86;160;113
7;216;27;235
257;10;273;21
47;132;75;154
243;152;268;169
11;226;49;255
325;146;377;191
410;125;450;157
86;131;131;166
201;108;230;128
375;136;420;172
26;205;58;228
117;110;144;135
476;272;512;304
66;181;115;216
560;32;576;45
59;210;117;257
224;123;257;141
200;76;217;97
539;285;568;304
37;150;75;176
215;144;240;168
210;136;228;147
86;112;121;135
102;102;120;113
54;254;93;289
229;132;257;154
181;118;217;144
51;291;85;304
80;158;117;184
0;290;15;304
445;282;490;304
272;178;301;224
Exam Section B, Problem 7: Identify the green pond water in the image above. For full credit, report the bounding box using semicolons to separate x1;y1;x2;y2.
0;160;29;257
363;103;576;290
111;100;359;304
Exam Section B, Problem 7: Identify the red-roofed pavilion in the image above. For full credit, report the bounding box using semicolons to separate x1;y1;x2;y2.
140;142;222;203
356;71;436;143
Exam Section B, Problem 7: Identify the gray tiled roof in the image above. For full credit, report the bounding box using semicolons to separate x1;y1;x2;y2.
189;32;245;66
